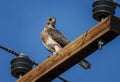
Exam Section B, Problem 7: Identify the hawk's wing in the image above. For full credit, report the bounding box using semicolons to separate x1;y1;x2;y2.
47;28;70;47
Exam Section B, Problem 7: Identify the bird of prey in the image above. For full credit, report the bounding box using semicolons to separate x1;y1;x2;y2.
40;16;91;69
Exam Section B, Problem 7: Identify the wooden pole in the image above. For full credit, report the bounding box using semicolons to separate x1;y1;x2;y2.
17;15;120;82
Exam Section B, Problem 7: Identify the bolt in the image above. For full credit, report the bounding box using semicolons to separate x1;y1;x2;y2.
98;39;105;50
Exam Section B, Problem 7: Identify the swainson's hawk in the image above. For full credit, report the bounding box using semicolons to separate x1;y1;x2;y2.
40;17;91;69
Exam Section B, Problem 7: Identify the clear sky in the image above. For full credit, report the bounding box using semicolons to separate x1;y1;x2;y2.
0;0;120;82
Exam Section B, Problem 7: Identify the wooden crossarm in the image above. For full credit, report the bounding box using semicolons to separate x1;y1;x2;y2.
17;15;120;82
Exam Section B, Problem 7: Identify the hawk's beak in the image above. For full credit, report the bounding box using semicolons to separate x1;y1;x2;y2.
47;17;56;26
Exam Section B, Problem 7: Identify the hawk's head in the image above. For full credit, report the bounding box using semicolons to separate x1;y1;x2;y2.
46;17;56;27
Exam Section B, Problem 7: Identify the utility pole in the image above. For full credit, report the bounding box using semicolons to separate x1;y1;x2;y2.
16;15;120;82
16;0;120;82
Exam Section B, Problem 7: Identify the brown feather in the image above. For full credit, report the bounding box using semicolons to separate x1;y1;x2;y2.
47;28;70;48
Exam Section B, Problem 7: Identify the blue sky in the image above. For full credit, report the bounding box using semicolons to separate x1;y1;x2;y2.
0;0;120;82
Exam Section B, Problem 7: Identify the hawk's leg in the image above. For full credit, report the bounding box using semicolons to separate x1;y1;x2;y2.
53;45;62;55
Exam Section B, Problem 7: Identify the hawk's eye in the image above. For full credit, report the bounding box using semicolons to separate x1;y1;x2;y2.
49;18;52;21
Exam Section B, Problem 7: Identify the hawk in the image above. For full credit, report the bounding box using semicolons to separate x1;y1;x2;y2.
40;17;91;69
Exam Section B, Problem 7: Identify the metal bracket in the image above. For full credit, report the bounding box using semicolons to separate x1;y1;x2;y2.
97;39;105;50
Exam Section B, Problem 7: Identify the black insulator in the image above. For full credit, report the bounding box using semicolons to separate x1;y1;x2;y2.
10;55;33;78
92;0;117;21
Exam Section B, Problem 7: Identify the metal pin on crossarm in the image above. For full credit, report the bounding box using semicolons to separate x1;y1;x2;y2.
97;39;105;50
92;0;120;50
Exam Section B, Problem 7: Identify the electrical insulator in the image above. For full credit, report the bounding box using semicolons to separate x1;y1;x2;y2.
10;55;33;78
0;45;68;81
92;0;117;21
